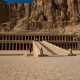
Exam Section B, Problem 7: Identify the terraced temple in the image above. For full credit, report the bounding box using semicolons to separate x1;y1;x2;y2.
0;32;80;50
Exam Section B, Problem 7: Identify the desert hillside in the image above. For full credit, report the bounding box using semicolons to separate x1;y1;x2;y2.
0;0;80;35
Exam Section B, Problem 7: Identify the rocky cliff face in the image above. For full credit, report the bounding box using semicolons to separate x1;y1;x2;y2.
0;0;80;34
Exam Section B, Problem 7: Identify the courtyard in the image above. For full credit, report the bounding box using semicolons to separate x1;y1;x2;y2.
0;55;80;80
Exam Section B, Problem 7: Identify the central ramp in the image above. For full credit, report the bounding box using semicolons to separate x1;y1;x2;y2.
33;41;69;57
33;41;54;57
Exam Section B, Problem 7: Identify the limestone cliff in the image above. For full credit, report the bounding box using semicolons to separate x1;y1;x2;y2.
0;0;80;34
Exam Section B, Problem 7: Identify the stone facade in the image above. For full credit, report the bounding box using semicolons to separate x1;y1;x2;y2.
0;33;79;50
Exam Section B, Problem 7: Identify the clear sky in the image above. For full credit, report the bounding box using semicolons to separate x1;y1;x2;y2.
4;0;33;3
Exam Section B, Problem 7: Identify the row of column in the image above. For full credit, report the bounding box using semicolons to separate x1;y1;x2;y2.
0;43;32;50
55;43;78;50
0;35;75;41
38;36;74;41
0;42;78;50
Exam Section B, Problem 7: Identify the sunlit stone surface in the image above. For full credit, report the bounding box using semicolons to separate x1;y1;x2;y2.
0;56;80;80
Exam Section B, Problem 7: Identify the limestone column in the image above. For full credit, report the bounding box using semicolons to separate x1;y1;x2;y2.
21;36;22;40
16;43;17;50
65;36;66;41
73;36;75;41
9;36;10;40
75;44;76;50
9;43;10;50
2;43;3;50
25;36;26;40
63;44;65;49
23;44;24;50
61;37;62;41
42;36;43;41
69;37;71;41
65;44;67;49
5;43;7;50
34;36;35;40
71;37;72;41
66;44;68;49
18;36;19;40
61;36;63;41
46;36;47;41
72;44;73;50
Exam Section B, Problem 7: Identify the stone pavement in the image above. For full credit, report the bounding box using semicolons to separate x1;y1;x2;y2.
0;56;80;80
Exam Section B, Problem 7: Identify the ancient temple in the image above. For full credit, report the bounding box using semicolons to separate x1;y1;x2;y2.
0;32;80;50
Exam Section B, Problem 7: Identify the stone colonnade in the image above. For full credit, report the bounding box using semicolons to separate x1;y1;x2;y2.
0;43;32;50
0;35;77;41
0;34;79;50
53;43;78;50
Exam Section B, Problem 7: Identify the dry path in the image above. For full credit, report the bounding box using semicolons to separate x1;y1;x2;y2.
0;56;80;80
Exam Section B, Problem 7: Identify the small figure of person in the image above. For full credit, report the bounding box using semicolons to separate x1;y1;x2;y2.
40;47;43;55
69;48;73;55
